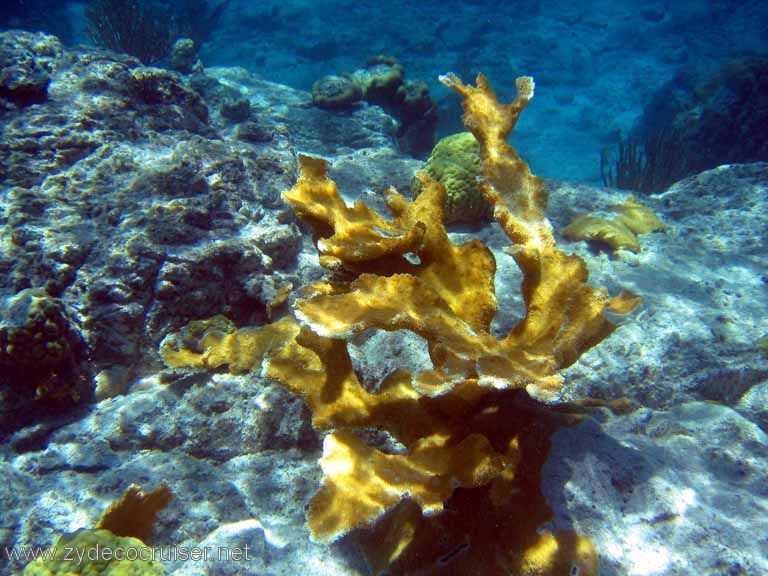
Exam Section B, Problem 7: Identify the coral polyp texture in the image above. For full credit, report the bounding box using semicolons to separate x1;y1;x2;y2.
411;131;491;225
161;73;640;574
23;484;171;575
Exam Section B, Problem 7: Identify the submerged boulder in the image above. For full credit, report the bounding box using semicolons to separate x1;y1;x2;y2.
0;288;92;438
0;30;64;110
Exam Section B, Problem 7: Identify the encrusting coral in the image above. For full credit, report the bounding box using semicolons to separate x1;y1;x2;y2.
22;529;165;576
563;194;666;253
160;72;640;574
23;484;172;575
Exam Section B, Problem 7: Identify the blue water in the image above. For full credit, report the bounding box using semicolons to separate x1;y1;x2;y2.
3;0;767;181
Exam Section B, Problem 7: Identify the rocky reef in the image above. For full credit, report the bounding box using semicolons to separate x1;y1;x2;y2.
1;28;767;576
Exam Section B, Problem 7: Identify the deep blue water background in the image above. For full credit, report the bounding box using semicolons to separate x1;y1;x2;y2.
2;0;767;182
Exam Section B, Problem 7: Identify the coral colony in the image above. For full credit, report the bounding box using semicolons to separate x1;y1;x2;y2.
160;74;640;574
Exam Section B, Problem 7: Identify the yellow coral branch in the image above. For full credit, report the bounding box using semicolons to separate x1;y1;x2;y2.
440;72;640;374
161;72;641;575
308;430;509;543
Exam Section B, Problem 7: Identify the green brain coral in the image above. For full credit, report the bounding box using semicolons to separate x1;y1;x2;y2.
22;529;164;576
411;131;491;225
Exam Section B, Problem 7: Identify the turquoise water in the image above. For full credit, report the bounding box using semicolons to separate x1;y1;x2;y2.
3;0;767;181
